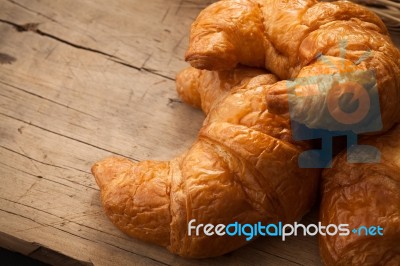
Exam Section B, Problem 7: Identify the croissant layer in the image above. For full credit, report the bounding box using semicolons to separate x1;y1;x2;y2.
320;124;400;265
92;66;320;257
186;0;400;132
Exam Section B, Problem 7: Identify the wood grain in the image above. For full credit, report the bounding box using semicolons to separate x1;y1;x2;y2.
0;0;398;265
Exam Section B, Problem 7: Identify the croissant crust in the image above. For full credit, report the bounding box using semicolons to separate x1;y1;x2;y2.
92;66;320;257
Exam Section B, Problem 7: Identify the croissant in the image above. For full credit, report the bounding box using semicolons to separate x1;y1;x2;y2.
92;66;320;258
185;0;400;133
320;124;400;265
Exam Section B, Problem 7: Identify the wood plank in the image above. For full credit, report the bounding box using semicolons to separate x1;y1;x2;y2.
0;0;398;265
0;0;214;79
0;22;204;162
0;6;316;265
1;114;301;266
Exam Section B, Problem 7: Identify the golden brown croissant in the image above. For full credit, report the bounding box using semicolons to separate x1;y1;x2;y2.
320;124;400;265
92;66;320;258
186;0;400;133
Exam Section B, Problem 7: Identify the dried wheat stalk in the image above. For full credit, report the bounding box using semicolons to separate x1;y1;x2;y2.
352;0;400;31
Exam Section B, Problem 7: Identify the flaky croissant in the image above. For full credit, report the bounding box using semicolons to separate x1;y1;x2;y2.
186;0;400;133
92;66;320;258
320;124;400;265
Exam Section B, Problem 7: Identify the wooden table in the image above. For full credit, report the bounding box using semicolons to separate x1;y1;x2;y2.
0;1;398;265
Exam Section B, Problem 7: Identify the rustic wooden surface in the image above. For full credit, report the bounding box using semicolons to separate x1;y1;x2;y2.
0;0;398;265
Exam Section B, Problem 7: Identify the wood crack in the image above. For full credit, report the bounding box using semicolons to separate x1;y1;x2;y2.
0;19;120;59
0;18;176;80
142;67;175;81
109;59;175;81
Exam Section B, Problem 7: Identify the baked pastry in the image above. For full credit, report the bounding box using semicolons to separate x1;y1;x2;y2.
320;124;400;265
186;0;400;133
92;66;320;258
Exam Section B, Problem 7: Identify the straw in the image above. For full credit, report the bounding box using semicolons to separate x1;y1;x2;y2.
351;0;400;31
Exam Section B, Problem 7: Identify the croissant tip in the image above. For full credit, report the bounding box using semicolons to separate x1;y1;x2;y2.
91;156;134;189
185;50;237;71
184;50;196;63
185;54;209;70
